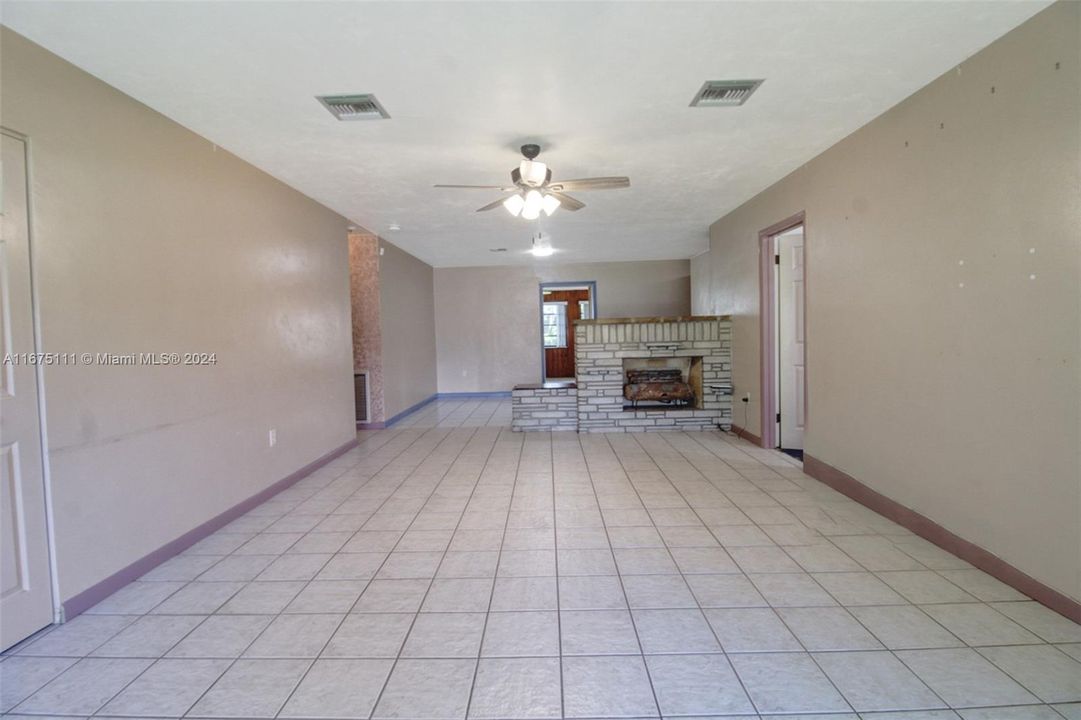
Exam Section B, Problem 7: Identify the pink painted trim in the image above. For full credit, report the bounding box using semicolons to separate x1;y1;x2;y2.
730;423;763;446
61;437;359;619
757;211;806;450
758;233;775;450
804;453;1081;623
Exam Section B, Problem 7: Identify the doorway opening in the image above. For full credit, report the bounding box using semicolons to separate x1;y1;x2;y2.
758;213;806;456
539;281;596;382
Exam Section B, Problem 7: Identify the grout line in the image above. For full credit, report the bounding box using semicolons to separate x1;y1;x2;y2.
617;431;761;715
586;433;664;718
629;430;855;715
461;426;525;719
650;432;1051;713
265;428;469;718
360;424;496;720
37;433;413;718
164;426;438;719
172;426;438;720
550;431;567;719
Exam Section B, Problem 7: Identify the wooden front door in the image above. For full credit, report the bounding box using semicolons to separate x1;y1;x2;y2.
543;289;591;379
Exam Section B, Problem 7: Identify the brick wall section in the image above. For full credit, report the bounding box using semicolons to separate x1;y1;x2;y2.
575;317;733;433
348;233;384;422
511;386;579;432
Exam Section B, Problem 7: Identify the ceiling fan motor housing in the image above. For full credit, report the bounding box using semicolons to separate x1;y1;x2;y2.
516;144;548;186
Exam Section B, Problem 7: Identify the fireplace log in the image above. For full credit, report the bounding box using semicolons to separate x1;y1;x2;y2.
623;373;696;407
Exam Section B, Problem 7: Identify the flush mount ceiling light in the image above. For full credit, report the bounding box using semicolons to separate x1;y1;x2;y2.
435;144;630;220
530;234;555;257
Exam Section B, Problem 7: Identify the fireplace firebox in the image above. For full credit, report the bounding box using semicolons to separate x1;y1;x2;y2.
622;357;703;410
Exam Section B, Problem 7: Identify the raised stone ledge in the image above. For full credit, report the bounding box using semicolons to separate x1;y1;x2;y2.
512;383;579;432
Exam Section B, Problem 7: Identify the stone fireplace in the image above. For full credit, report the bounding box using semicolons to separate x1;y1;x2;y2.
574;316;732;432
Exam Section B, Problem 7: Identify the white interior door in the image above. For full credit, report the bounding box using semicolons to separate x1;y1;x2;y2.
1;131;55;650
777;228;805;450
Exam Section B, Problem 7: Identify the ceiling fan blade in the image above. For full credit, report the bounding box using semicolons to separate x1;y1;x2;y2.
475;197;508;212
549;192;585;211
547;177;630;192
434;184;517;191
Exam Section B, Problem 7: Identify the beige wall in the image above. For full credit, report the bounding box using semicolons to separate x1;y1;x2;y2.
379;240;437;419
536;261;692;319
1;29;356;603
435;260;690;393
693;3;1080;601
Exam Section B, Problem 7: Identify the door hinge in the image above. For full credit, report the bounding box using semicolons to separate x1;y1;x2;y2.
774;255;780;265
776;412;781;422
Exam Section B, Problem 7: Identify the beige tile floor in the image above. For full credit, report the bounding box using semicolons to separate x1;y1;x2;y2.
2;397;1079;719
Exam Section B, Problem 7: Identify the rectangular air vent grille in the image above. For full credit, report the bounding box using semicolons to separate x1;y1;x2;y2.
690;80;764;107
317;94;390;121
355;372;371;423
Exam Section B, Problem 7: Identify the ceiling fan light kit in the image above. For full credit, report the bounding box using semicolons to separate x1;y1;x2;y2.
541;194;561;216
502;194;526;217
521;190;545;219
503;187;562;218
435;144;630;220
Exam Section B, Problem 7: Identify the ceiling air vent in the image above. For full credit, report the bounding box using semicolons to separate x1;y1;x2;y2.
690;80;764;108
316;94;390;121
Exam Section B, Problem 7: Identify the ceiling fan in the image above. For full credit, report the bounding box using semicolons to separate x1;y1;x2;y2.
434;144;630;219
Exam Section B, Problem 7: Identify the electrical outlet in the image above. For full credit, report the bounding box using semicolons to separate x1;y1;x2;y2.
268;429;277;447
742;393;751;403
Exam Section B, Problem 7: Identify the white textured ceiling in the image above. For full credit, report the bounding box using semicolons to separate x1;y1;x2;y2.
3;1;1047;267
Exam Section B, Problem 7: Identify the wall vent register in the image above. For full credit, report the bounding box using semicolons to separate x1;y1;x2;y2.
354;372;371;423
316;94;390;120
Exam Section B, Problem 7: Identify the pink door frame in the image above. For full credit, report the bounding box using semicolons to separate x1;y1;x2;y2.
758;211;807;450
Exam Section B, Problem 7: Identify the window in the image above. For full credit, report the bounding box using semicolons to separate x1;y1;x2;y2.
543;302;567;348
578;300;592;320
